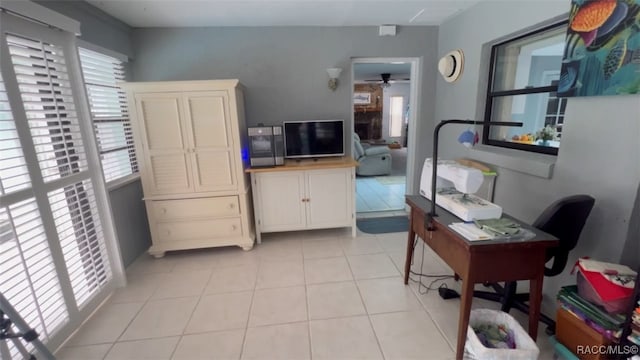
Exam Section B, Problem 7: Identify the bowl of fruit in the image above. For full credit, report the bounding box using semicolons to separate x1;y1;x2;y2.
511;134;534;144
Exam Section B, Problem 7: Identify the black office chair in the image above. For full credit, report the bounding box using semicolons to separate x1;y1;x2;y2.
472;194;596;334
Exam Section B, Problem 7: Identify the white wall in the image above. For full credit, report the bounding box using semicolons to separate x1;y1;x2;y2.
435;1;640;315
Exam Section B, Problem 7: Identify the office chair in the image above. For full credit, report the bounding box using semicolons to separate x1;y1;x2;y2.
472;194;596;334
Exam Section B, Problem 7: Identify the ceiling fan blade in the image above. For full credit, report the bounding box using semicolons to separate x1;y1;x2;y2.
389;79;410;83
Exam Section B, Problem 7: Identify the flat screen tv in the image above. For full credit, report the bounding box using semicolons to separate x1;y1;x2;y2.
283;120;344;159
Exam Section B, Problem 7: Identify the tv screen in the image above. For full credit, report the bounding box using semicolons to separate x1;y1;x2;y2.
284;120;344;158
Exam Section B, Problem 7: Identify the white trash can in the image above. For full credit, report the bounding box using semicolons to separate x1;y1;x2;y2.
464;309;540;360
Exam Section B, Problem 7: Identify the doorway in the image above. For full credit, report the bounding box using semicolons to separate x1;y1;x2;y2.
351;58;421;216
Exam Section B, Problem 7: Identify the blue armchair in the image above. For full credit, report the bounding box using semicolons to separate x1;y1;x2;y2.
352;134;392;176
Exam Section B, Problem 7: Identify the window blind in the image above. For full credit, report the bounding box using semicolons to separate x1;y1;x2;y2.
49;180;111;307
1;12;120;355
0;74;68;359
0;74;30;194
79;47;136;183
8;34;88;183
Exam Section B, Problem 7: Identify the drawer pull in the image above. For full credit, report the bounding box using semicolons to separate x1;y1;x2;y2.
166;230;171;236
231;225;238;231
161;208;167;214
228;203;235;209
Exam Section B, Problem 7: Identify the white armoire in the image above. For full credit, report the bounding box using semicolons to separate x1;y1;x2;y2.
122;80;254;257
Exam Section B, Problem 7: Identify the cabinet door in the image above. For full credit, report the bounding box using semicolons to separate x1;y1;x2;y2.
183;92;236;193
306;169;353;228
135;93;193;195
256;172;306;232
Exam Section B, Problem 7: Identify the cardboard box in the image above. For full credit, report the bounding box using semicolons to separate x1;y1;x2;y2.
556;307;615;360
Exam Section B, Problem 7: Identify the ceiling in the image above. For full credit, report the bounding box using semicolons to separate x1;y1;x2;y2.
353;63;411;82
87;0;483;27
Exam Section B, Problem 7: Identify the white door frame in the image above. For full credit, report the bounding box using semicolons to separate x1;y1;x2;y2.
350;57;422;199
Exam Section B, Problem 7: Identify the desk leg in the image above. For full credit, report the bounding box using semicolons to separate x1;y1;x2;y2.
403;214;416;285
528;273;543;340
456;278;474;360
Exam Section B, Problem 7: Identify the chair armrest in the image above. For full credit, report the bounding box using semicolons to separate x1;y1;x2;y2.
364;146;390;156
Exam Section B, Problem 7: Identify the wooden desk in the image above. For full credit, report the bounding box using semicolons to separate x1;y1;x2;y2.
404;195;558;360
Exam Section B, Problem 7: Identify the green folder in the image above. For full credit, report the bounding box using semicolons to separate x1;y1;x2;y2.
473;218;521;236
557;286;625;330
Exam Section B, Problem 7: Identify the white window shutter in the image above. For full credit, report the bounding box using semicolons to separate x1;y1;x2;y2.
0;74;30;193
1;8;123;356
49;180;111;307
79;47;136;183
0;75;67;359
8;34;88;183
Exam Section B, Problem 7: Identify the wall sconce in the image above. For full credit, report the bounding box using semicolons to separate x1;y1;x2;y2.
326;68;342;91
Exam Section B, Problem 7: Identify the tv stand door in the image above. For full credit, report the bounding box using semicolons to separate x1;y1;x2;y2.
306;169;353;228
255;171;306;232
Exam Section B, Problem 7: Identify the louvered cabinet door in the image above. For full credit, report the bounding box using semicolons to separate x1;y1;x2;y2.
135;93;193;195
183;92;236;193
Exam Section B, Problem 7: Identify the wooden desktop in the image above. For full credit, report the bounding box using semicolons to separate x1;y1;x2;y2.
404;195;558;360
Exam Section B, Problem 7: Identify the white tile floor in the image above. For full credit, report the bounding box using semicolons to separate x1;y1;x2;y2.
356;177;406;212
56;228;556;360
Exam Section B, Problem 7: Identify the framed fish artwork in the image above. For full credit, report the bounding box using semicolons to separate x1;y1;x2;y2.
559;0;640;97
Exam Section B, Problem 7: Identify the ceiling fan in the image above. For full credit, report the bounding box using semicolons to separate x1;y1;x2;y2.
363;73;410;87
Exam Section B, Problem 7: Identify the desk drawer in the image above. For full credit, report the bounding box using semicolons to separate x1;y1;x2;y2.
150;196;239;221
156;217;242;243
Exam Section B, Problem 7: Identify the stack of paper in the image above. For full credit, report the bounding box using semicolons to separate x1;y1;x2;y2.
448;222;494;241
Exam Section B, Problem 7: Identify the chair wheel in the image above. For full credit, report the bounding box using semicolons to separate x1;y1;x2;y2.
545;325;555;336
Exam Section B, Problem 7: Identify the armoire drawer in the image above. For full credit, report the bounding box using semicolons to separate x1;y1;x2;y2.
156;217;243;243
150;196;240;221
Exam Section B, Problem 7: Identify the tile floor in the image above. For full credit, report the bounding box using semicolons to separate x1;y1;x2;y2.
356;176;406;212
55;228;556;360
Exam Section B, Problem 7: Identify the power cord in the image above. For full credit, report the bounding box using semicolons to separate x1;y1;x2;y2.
407;235;455;295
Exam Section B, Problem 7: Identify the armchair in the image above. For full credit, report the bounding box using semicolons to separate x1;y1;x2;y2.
352;133;392;176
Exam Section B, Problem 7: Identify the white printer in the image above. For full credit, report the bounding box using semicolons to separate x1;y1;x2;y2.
419;158;502;221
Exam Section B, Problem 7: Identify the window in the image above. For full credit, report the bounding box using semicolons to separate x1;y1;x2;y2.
79;47;137;183
389;96;403;138
1;10;119;357
483;22;567;155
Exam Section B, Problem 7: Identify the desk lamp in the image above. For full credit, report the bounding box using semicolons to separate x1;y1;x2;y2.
427;119;523;230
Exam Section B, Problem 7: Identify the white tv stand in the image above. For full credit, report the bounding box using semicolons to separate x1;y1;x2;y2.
246;157;357;243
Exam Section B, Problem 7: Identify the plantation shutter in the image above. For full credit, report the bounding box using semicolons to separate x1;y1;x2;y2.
0;73;68;359
0;8;124;357
78;47;136;183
